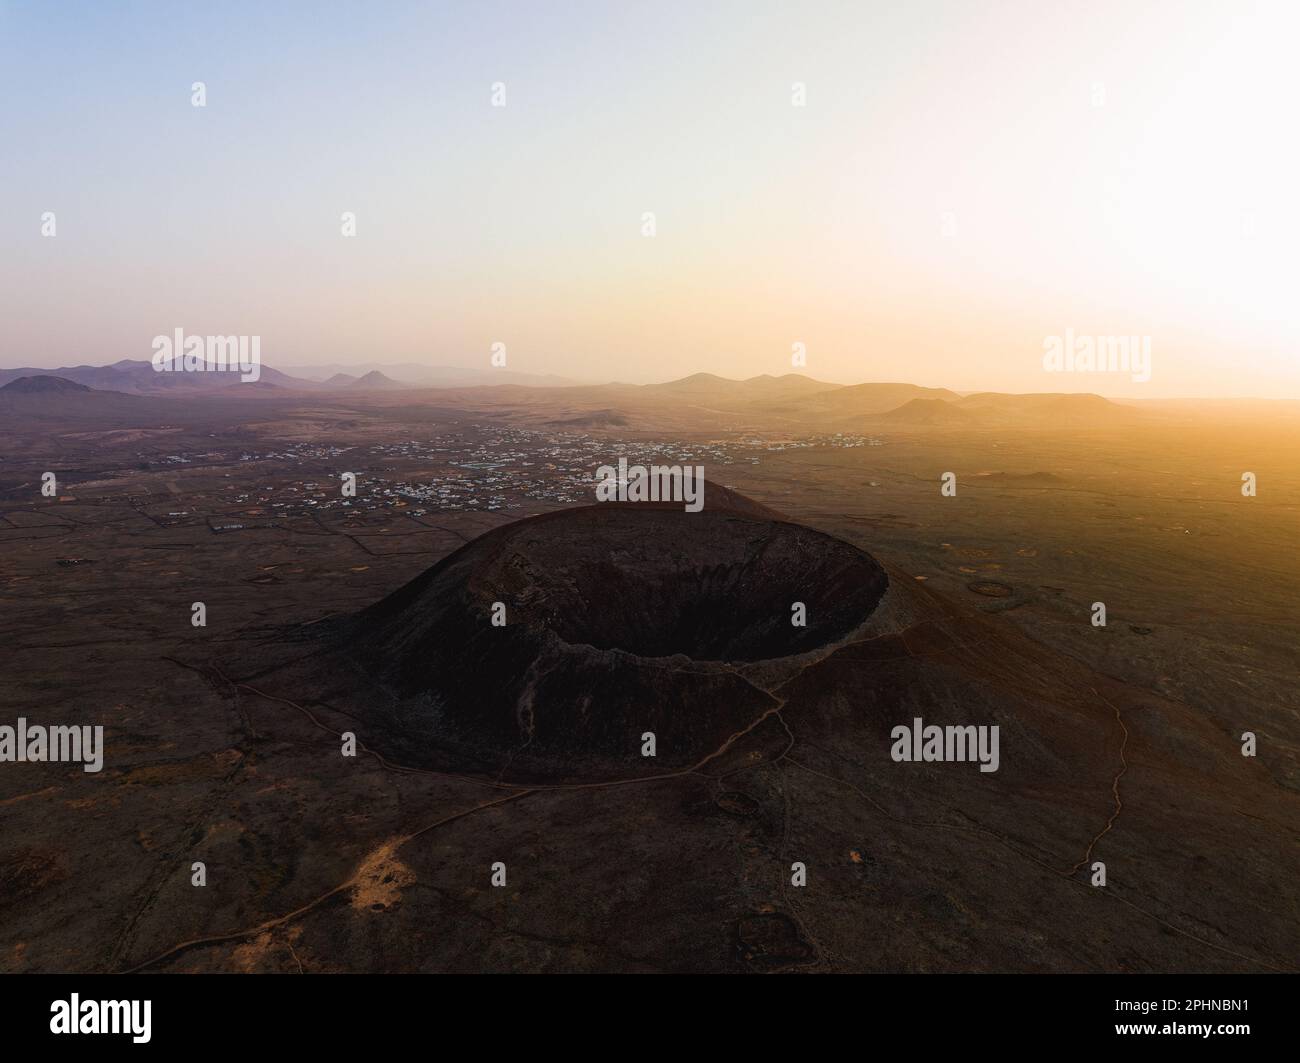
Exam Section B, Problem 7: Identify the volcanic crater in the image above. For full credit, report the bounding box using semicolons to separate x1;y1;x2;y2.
334;495;889;782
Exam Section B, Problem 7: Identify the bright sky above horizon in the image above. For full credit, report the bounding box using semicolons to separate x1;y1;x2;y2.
2;0;1298;397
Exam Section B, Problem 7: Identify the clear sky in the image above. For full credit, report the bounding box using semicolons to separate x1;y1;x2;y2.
2;0;1298;396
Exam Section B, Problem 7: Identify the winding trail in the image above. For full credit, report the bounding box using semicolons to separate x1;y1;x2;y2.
122;657;794;972
1066;688;1129;876
131;626;1291;975
122;790;534;973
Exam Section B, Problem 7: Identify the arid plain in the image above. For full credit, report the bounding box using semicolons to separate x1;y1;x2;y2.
1;373;1297;973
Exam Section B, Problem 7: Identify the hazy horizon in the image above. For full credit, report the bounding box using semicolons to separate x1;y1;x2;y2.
4;0;1299;398
12;355;1300;405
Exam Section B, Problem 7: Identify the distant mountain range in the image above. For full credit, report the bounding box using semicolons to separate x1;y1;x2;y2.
284;363;578;388
0;359;576;395
0;362;1145;428
642;372;841;400
0;359;306;395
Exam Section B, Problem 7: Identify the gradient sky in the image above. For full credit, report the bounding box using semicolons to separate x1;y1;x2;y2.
2;0;1298;396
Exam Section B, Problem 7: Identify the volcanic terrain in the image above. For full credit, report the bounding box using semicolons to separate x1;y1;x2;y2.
187;487;1299;973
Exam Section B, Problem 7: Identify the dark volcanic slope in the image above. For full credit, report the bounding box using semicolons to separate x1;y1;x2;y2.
338;500;888;781
0;375;149;422
1;374;93;393
32;481;1292;975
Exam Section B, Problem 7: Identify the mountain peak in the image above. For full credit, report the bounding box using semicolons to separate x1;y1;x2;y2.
349;370;402;389
655;372;732;388
1;375;93;394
